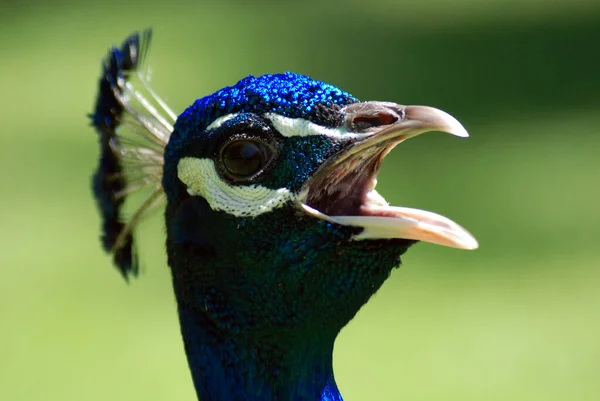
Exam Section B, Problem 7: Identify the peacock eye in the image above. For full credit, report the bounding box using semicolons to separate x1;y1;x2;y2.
220;139;274;180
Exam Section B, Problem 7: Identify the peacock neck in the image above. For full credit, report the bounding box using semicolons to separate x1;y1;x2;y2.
177;303;344;401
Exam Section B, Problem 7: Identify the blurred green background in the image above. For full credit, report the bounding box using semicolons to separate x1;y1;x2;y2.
1;0;599;400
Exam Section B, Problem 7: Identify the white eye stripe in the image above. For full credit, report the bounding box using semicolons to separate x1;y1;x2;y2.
265;114;367;140
205;112;367;140
177;157;299;217
206;113;239;130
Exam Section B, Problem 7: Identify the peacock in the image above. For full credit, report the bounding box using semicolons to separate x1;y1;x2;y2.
90;30;478;401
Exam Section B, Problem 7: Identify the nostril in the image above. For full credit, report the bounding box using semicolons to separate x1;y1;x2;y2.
350;112;398;132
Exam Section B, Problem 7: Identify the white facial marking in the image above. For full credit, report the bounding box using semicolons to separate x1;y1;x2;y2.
177;157;299;217
206;113;239;130
206;113;369;140
265;114;368;140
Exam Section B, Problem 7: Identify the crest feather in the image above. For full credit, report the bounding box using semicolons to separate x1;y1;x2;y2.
90;30;173;279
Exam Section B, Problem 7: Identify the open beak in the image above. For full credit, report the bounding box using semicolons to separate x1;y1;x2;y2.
301;101;478;250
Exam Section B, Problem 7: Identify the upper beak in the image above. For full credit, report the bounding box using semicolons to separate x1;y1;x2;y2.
340;102;468;160
302;101;478;251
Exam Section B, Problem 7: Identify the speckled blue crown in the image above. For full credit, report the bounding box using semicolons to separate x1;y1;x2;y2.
175;72;357;132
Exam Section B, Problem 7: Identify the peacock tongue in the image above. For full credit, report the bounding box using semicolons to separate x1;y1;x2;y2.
302;102;478;250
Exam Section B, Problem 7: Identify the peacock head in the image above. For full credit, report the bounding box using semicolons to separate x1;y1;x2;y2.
161;72;477;338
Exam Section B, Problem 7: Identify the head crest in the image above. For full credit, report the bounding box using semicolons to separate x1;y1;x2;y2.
90;30;174;278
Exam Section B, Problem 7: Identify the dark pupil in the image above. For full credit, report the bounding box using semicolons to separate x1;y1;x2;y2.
222;140;270;177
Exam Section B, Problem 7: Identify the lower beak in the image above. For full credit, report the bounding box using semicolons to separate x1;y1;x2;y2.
301;101;478;251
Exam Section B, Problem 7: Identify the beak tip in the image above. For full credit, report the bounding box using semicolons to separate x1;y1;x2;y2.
465;239;479;250
460;232;479;250
438;112;469;138
405;105;470;139
454;125;470;138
